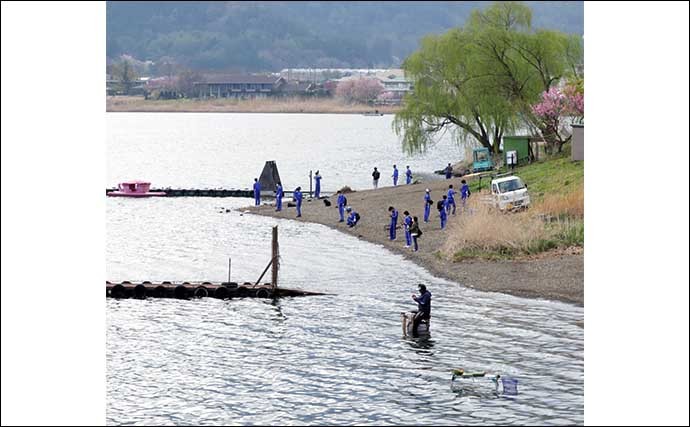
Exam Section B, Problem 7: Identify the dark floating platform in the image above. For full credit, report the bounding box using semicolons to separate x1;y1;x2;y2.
105;188;330;198
106;188;254;198
106;281;326;299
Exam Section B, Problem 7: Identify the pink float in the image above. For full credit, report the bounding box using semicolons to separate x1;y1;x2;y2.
107;181;166;197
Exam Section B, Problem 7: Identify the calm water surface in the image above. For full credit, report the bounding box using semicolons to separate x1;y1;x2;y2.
107;114;583;425
107;113;463;191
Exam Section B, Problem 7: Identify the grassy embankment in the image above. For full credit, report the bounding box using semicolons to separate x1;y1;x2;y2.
443;152;584;261
106;96;401;114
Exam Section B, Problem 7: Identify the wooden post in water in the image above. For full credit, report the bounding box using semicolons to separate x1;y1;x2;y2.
271;225;279;290
255;226;280;288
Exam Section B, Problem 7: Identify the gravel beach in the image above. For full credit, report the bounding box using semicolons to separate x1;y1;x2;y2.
247;179;584;306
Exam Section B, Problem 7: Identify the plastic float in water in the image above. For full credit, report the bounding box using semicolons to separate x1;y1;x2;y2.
450;368;518;395
107;180;166;197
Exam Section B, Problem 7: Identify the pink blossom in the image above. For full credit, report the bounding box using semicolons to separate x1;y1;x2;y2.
532;85;584;119
336;78;383;103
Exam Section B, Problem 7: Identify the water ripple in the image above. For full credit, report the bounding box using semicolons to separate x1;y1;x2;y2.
107;197;582;425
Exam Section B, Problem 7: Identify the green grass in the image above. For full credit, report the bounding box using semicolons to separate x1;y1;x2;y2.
468;153;583;200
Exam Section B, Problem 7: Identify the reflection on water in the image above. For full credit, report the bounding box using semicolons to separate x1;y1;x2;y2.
107;198;583;425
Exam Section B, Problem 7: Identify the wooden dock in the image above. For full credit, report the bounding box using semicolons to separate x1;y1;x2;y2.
106;226;326;300
106;281;325;299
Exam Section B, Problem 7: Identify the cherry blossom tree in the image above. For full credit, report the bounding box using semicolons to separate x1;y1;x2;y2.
531;82;584;153
336;78;383;103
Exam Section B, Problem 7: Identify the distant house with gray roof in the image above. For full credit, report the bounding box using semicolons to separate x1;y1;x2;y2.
193;74;285;99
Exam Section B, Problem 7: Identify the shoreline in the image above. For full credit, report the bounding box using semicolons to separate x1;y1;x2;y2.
106;96;402;114
247;180;584;307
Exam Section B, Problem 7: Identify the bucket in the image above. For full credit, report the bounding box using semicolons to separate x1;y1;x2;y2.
501;377;518;395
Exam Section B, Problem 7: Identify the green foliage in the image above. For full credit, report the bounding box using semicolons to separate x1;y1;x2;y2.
108;57;140;95
394;2;583;155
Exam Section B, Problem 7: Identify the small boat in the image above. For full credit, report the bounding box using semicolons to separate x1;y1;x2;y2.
107;181;166;197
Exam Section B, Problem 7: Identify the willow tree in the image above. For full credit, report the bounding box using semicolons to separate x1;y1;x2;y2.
393;1;583;155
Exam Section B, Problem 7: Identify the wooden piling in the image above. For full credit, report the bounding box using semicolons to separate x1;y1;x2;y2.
271;225;279;291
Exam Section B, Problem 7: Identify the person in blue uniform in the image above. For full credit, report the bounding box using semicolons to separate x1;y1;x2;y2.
346;207;359;227
388;206;398;240
423;188;432;223
411;284;432;337
403;210;412;248
438;195;448;229
275;182;283;212
337;190;346;222
293;186;303;217
314;170;322;198
253;178;261;206
392;165;399;186
446;184;457;215
460;179;471;210
405;166;413;185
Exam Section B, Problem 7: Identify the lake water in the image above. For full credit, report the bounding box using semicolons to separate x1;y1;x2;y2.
107;114;583;425
107;113;465;191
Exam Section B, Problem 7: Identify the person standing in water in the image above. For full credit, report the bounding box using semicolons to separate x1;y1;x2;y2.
314;170;322;198
253;178;261;206
411;284;432;337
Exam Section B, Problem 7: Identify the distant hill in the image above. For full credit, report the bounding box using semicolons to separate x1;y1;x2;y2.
107;1;583;73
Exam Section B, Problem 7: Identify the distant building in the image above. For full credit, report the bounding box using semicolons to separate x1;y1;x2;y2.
374;70;413;105
105;75;148;97
193;74;284;99
279;68;389;82
106;74;118;96
273;80;317;98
